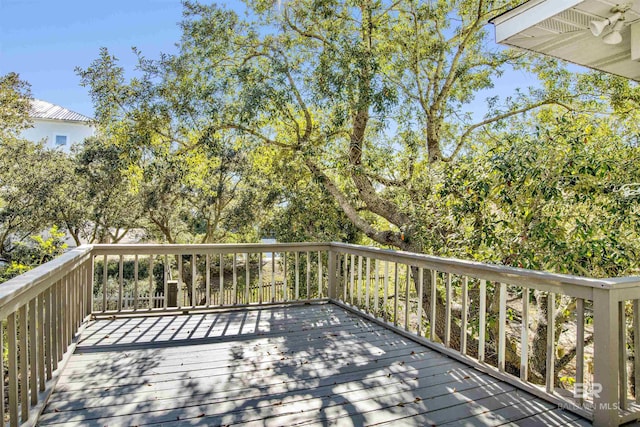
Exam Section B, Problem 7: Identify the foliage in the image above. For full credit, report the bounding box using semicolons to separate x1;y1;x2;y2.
76;47;268;243
0;72;32;137
168;0;613;255
0;139;52;252
0;227;68;283
431;110;640;277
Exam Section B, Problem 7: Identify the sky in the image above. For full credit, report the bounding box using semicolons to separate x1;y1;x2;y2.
0;0;538;120
0;0;205;117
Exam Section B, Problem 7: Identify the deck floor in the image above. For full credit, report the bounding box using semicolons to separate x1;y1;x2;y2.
40;303;589;426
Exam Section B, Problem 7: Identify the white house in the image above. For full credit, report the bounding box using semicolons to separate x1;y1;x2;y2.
21;99;95;151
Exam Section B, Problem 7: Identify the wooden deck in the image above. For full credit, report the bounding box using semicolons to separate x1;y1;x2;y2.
39;303;589;426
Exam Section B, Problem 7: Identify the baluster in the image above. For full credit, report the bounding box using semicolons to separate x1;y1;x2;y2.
102;254;107;312
283;253;288;302
163;254;169;309
219;254;224;306
258;253;263;303
19;304;28;420
374;259;379;314
546;293;555;394
245;253;250;304
233;253;238;305
134;255;139;310
85;260;90;316
393;263;399;326
61;277;68;354
343;253;348;302
228;252;238;305
350;254;355;305
498;282;507;372
118;255;124;311
192;254;197;307
479;279;486;362
318;251;323;298
85;260;92;316
295;252;300;301
29;298;38;405
365;257;370;312
521;288;530;381
417;268;424;336
148;255;154;309
461;276;468;354
177;255;183;308
205;254;210;307
51;283;59;371
357;256;363;306
383;262;389;320
445;273;452;347
306;251;311;301
7;312;18;426
68;271;75;335
576;297;584;405
76;267;80;324
430;270;437;342
67;270;76;330
70;272;75;342
404;265;410;331
271;252;276;302
619;300;628;410
44;288;52;380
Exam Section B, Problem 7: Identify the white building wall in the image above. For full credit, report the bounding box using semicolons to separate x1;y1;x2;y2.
21;118;95;152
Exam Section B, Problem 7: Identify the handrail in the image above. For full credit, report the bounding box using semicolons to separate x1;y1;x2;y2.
330;242;632;290
0;246;92;320
91;242;331;255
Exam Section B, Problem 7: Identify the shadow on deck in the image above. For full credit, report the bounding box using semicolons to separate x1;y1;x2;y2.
38;303;588;426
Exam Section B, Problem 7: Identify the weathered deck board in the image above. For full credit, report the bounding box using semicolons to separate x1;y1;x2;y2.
40;303;587;426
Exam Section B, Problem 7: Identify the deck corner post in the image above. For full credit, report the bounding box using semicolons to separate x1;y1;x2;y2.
592;286;620;427
327;248;337;300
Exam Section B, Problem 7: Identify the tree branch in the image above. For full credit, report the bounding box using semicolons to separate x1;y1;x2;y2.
441;100;573;162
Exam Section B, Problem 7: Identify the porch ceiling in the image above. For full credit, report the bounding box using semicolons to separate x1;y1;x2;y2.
491;0;640;81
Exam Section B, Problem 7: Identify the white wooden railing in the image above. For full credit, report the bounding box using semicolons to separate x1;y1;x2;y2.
327;243;640;427
0;242;638;426
0;246;93;427
90;243;330;312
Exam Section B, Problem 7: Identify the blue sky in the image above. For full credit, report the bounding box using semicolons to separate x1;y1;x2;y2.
0;1;538;119
1;1;198;117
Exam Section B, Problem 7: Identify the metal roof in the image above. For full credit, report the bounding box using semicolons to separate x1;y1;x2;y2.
29;99;93;122
491;0;640;82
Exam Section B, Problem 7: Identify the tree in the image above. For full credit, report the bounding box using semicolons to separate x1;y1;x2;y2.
77;47;267;244
0;73;69;254
0;73;32;136
434;108;640;381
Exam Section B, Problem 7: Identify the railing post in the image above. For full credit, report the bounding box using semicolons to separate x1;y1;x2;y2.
327;248;337;300
592;287;620;427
